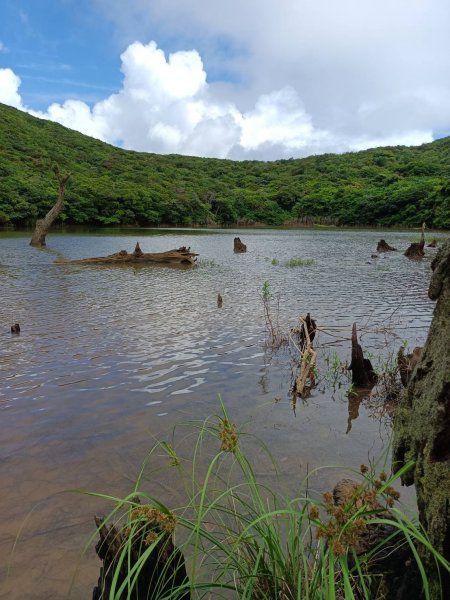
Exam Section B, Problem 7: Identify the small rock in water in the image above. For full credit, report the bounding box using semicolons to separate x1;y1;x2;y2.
11;323;20;334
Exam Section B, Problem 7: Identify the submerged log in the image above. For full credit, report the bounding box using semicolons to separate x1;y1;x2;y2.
393;238;450;598
377;239;397;252
233;237;247;253
349;323;377;388
55;245;198;266
92;512;190;600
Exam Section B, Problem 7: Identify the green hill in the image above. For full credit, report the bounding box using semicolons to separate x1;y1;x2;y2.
0;102;449;228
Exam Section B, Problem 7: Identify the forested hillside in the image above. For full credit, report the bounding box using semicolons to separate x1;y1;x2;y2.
0;103;449;228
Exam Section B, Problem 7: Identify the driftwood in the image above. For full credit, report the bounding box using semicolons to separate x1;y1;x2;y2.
377;239;397;252
404;223;426;259
233;237;247;253
56;244;198;266
349;323;377;388
30;164;71;247
92;513;190;600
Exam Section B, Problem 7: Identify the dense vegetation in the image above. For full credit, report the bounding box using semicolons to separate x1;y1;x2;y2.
0;102;449;228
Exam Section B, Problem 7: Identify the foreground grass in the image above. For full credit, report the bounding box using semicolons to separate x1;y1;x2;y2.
81;402;449;599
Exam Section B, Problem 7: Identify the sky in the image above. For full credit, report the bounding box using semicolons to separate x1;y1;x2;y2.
1;0;450;160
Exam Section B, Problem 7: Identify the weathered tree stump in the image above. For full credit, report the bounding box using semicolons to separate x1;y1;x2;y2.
55;245;198;266
233;237;247;253
377;239;397;252
10;323;20;334
393;238;450;598
349;323;377;388
404;223;426;259
30;164;71;247
92;512;190;600
217;293;223;308
332;479;421;599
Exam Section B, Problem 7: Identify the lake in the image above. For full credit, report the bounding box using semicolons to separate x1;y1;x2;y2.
0;227;442;598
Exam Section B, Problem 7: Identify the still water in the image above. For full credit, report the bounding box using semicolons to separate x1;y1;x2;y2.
0;227;442;598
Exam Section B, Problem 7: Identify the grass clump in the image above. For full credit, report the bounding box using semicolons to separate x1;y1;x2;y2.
196;258;218;268
284;257;315;267
83;401;449;599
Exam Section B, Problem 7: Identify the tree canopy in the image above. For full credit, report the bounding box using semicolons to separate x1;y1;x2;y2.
0;103;449;229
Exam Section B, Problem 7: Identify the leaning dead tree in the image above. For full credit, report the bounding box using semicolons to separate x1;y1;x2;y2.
393;238;450;598
30;164;71;247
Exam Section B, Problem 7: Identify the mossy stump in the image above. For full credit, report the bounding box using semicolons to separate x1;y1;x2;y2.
393;238;450;598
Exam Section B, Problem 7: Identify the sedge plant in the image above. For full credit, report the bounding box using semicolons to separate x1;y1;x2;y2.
80;400;450;600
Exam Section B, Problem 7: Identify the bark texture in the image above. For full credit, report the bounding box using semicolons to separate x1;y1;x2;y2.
393;238;450;598
30;164;71;247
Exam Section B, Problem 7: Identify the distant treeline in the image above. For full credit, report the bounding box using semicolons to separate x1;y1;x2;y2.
0;103;449;229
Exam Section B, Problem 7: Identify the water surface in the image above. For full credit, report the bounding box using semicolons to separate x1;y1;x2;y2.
0;228;441;598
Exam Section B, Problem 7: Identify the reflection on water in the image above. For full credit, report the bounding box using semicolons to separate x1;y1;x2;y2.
0;227;442;598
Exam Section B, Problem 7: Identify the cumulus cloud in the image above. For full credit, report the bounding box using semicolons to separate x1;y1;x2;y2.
0;36;437;159
0;68;23;108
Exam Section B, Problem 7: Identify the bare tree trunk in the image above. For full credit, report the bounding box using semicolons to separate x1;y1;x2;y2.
30;164;71;247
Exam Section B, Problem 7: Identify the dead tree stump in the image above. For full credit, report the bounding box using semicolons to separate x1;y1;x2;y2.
92;513;190;600
404;223;426;259
233;237;247;253
349;323;377;387
10;323;20;334
377;239;397;252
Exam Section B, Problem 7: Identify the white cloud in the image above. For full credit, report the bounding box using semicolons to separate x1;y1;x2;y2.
0;68;23;108
0;33;439;159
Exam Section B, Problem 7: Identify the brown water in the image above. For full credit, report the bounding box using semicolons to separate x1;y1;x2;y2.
0;228;442;598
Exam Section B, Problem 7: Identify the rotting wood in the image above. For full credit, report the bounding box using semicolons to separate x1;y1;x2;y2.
377;239;397;252
92;511;190;600
55;243;198;266
349;323;377;388
233;237;247;252
404;222;426;259
30;164;71;247
291;315;317;397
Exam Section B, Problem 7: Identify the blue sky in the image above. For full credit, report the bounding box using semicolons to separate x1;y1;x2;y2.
1;0;449;159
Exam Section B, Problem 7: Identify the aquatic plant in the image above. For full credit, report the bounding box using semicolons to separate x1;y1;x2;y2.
284;258;315;267
83;402;449;599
